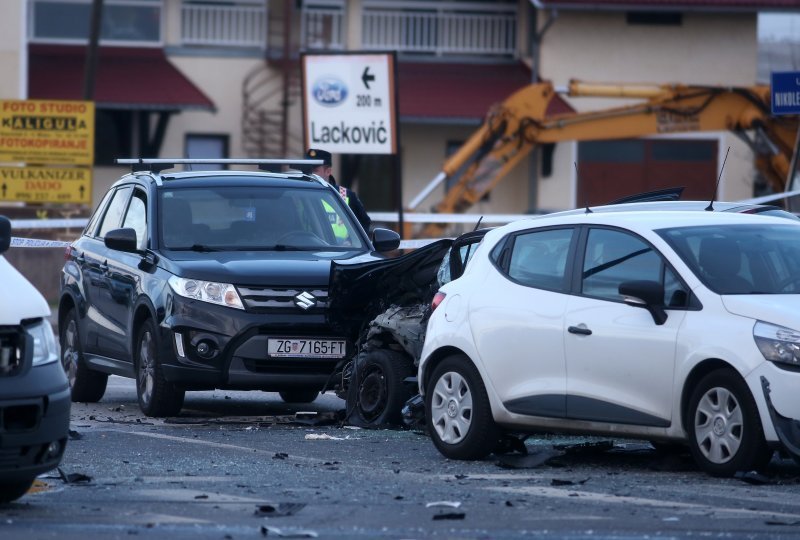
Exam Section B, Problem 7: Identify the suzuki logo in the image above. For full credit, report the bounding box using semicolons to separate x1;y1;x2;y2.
294;291;317;310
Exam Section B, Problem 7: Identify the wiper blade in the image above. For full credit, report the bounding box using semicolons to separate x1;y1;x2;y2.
188;244;222;252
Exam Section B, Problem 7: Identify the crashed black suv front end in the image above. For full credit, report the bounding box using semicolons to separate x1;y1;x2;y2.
162;252;376;394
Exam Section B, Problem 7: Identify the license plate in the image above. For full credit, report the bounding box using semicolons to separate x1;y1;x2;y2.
267;338;346;358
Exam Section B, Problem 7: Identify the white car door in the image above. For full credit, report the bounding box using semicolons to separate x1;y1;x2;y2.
468;227;576;418
563;227;688;428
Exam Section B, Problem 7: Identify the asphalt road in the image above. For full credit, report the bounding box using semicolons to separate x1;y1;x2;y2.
2;376;799;539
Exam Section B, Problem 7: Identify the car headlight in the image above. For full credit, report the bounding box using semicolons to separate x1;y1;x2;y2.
168;276;244;310
27;320;58;366
753;321;800;369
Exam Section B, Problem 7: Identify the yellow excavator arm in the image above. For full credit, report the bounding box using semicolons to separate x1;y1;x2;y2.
411;80;799;239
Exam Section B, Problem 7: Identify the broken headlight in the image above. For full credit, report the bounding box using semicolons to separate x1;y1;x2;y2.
754;321;800;369
168;276;244;310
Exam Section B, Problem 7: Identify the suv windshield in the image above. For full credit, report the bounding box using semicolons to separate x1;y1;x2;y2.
658;224;800;294
159;185;365;251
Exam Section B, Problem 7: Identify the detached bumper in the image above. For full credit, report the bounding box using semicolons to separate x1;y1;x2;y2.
760;375;800;461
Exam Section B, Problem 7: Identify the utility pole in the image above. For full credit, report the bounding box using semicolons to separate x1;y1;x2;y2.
83;0;104;100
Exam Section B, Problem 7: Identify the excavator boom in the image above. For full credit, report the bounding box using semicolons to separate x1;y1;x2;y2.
411;80;798;239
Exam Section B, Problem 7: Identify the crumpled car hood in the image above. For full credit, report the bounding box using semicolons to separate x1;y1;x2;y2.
327;239;453;338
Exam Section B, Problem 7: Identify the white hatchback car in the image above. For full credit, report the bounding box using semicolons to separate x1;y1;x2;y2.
419;210;800;476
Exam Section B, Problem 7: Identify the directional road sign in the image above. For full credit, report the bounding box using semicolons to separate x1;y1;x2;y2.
302;52;397;154
771;71;800;115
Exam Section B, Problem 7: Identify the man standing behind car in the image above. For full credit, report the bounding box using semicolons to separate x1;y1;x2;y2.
307;148;372;233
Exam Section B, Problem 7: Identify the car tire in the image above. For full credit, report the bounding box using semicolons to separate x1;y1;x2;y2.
426;355;499;460
278;390;319;404
135;319;184;417
346;348;415;427
60;308;108;403
686;369;772;477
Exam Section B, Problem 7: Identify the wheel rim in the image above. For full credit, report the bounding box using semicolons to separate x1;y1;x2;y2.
358;365;387;419
430;371;473;444
61;319;79;388
694;386;743;464
138;330;155;407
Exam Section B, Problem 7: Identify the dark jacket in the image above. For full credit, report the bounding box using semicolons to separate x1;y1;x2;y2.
330;176;371;233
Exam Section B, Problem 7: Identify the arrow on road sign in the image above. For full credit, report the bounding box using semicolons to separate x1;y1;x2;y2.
79;185;85;198
361;67;375;89
1;184;6;198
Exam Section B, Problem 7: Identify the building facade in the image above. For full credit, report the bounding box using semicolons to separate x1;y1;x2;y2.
1;0;797;234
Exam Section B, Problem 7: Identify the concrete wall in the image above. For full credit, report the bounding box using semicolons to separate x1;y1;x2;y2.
540;11;757;99
402;123;531;215
534;10;760;210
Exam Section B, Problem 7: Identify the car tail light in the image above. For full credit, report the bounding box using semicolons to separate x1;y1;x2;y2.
431;292;446;312
64;246;71;261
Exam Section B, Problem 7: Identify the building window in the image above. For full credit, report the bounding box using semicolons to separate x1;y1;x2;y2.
185;134;229;170
626;12;683;26
30;0;162;44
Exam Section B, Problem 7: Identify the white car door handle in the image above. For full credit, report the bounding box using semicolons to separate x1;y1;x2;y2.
568;325;592;336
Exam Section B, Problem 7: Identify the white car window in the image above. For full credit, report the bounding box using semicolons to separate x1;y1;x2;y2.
582;228;682;304
507;228;573;291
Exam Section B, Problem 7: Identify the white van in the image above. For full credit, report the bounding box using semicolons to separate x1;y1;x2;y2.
0;216;70;503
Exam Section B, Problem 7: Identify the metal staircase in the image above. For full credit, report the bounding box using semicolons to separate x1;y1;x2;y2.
241;61;303;159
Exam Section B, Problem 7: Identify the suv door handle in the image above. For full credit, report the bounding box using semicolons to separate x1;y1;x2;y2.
568;325;592;336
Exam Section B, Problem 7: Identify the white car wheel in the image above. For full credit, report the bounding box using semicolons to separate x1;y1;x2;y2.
425;355;499;460
431;371;473;444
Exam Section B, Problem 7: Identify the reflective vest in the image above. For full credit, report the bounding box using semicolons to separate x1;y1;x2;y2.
323;188;349;241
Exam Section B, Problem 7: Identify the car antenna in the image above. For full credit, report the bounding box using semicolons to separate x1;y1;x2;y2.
706;146;730;212
473;216;484;232
576;162;592;213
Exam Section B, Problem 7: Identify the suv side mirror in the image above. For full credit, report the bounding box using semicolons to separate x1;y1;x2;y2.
0;216;10;254
104;228;139;253
371;228;400;252
619;280;667;325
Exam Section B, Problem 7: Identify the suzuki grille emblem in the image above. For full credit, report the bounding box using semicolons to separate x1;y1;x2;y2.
294;291;317;310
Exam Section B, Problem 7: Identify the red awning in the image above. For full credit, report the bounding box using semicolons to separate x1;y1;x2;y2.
28;45;214;111
398;62;574;123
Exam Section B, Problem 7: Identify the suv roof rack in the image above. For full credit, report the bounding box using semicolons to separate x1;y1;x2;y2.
116;158;323;174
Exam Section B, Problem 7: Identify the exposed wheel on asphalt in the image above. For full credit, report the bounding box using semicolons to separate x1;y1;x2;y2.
279;390;319;404
426;355;499;460
0;479;34;504
686;369;772;476
346;348;415;427
135;319;184;417
60;308;108;403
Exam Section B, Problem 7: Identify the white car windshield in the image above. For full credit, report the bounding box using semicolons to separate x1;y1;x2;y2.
658;224;800;295
159;186;364;251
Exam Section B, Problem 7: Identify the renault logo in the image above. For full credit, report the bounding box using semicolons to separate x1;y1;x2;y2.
294;291;317;310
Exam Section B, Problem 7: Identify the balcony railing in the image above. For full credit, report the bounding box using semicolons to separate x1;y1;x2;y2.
181;1;267;48
361;1;517;57
300;0;346;50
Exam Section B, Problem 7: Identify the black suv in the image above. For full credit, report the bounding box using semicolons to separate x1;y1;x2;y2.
58;159;400;417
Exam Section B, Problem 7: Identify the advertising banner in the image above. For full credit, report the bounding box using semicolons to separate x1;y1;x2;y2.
0;99;95;165
0;166;92;204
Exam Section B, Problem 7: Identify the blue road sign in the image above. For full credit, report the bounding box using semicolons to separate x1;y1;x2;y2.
771;71;800;115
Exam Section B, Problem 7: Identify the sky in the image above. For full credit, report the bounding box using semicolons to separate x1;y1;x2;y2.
758;13;800;41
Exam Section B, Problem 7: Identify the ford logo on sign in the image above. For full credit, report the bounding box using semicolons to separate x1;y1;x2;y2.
312;77;348;107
